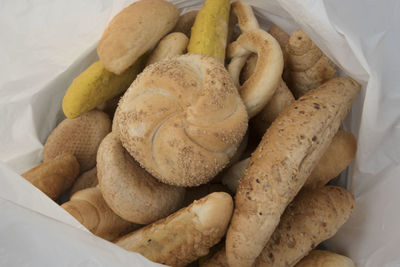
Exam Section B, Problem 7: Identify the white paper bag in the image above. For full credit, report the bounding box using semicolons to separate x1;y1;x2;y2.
1;0;399;266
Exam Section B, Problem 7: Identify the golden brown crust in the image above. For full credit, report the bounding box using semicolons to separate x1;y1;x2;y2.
70;167;98;197
231;0;259;33
146;32;189;66
97;133;185;224
255;186;355;266
43;110;111;171
97;0;179;74
268;24;290;67
227;29;284;118
286;30;337;97
115;192;233;267
306;130;357;188
295;250;355;267
225;77;360;267
173;10;198;37
116;54;248;187
22;153;79;200
62;187;140;241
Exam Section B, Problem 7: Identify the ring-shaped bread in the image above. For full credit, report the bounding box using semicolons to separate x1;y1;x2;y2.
116;54;248;187
227;29;284;118
97;133;185;224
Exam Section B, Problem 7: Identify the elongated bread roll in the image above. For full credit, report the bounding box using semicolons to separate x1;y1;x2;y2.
116;54;248;187
146;32;189;66
255;186;355;266
115;192;233;267
228;29;284;118
173;10;198;37
22;153;79;200
182;183;231;207
97;0;179;74
305;130;357;188
97;133;185;224
269;24;290;67
70;167;98;197
226;77;360;267
62;187;140;241
43;110;111;171
295;250;355;267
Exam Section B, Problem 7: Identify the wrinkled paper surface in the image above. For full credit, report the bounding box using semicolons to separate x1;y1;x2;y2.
1;0;399;266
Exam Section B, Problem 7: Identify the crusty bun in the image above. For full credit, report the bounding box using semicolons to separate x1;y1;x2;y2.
115;54;248;187
62;187;140;241
97;133;185;224
227;29;284;118
22;153;79;200
43;110;111;171
226;77;360;267
255;186;355;266
295;250;355;267
97;0;179;74
146;32;189;66
115;192;233;267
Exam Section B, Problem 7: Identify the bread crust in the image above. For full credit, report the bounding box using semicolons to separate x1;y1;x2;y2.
116;54;248;187
225;77;360;267
146;32;189;66
115;192;233;267
97;0;179;74
295;250;355;267
97;133;185;224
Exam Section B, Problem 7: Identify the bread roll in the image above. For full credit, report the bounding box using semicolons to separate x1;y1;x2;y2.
227;29;284;118
226;77;360;267
173;10;198;37
116;54;248;187
306;130;357;188
268;24;290;67
182;183;231;207
70;167;98;197
62;187;140;241
146;32;189;66
97;133;185;224
43;110;111;171
255;186;355;266
115;192;233;267
295;250;355;267
22;153;79;200
97;0;179;74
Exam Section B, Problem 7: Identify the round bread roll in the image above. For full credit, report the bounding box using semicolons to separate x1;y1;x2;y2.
97;0;179;74
43;110;111;171
116;54;248;187
97;133;185;224
227;29;284;118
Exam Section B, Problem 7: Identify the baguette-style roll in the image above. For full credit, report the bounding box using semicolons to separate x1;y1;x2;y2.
228;29;284;118
286;30;337;97
22;153;79;200
70;167;98;197
226;77;360;267
295;250;355;267
173;10;198;37
62;187;140;241
231;0;259;32
97;133;185;224
200;246;229;267
115;192;233;267
305;130;357;188
182;183;231;207
116;54;248;187
255;186;355;266
43;110;111;171
146;32;189;66
97;0;179;74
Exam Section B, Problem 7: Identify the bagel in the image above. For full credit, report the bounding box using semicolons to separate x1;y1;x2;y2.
227;29;284;118
116;54;248;187
43;110;111;171
97;133;185;224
